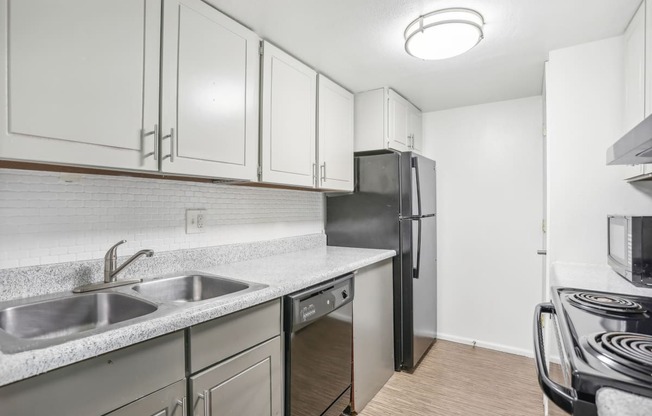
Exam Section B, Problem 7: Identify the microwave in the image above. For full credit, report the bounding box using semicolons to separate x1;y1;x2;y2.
607;215;652;287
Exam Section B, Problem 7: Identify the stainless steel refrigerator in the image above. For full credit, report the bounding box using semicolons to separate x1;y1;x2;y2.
326;150;437;370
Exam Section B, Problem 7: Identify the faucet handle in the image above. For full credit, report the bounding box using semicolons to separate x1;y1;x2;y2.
105;240;127;260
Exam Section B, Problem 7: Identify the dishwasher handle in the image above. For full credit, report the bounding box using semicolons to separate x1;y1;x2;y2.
287;274;354;331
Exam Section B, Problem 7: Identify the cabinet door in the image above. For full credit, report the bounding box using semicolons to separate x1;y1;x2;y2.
261;42;317;187
408;104;423;153
387;90;410;151
0;0;160;171
106;380;186;416
160;0;259;180
352;259;394;413
317;75;354;191
190;337;282;416
646;0;652;118
623;1;645;132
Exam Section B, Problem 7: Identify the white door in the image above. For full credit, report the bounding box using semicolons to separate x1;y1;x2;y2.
388;90;410;152
160;0;259;180
0;0;160;171
408;104;423;153
317;75;354;191
261;42;316;187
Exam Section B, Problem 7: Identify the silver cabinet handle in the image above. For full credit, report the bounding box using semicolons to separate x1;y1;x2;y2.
162;128;175;162
320;163;326;183
197;390;210;416
537;250;547;255
175;397;187;416
140;124;158;165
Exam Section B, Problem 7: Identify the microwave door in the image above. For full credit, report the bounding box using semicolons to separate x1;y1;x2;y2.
607;216;630;279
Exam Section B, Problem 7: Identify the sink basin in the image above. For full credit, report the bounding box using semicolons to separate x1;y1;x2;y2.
132;274;252;303
0;292;157;341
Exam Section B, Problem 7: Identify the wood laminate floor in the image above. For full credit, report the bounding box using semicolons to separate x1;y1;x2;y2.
359;340;568;416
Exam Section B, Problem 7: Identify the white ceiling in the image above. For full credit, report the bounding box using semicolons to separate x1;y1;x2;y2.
205;0;641;112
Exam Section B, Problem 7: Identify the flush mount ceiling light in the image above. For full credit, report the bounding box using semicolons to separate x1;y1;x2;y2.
404;8;484;60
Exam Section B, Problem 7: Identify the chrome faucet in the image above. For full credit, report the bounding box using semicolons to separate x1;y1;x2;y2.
104;240;154;283
73;240;154;293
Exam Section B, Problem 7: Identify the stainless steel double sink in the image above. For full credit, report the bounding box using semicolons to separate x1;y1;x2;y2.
0;273;266;353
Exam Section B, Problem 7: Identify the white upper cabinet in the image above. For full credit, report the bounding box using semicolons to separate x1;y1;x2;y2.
261;41;317;187
646;0;652;119
355;88;422;154
317;75;354;191
0;0;161;171
160;0;259;180
388;90;411;152
408;104;423;153
623;0;646;133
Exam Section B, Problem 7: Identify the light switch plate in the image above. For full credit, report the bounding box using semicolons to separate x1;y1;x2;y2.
186;209;206;234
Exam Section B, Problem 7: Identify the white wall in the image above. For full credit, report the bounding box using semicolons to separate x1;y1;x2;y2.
0;169;324;269
547;36;652;267
423;96;544;356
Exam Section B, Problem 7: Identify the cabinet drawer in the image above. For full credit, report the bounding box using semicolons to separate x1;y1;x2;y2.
188;300;281;373
106;379;186;416
0;331;185;416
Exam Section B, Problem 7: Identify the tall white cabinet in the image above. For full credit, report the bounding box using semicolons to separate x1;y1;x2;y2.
623;0;646;133
160;0;259;180
0;0;161;171
261;41;317;188
317;75;354;191
356;88;422;154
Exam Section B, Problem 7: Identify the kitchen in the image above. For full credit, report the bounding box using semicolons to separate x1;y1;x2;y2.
0;0;651;415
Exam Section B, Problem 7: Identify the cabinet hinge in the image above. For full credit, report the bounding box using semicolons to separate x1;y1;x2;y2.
259;45;264;56
257;165;262;177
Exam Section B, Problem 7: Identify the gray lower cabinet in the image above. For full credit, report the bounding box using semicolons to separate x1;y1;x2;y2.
190;336;282;416
106;379;186;416
0;331;185;416
187;299;282;416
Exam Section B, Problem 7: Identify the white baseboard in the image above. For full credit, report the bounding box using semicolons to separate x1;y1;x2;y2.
437;333;534;358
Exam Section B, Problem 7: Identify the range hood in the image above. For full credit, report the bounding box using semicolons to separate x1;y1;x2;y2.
607;113;652;165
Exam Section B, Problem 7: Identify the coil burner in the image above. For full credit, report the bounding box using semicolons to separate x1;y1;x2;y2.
569;292;646;315
587;332;652;382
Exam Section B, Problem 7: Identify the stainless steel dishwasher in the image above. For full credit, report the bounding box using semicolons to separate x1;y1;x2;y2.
284;274;354;416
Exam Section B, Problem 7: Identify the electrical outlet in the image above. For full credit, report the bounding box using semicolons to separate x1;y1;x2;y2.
186;209;206;234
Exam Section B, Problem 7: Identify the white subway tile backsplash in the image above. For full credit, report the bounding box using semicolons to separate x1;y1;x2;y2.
0;169;325;269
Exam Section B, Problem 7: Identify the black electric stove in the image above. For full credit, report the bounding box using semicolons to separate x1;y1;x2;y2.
534;288;652;416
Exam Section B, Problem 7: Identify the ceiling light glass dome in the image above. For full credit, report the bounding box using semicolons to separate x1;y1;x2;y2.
404;8;484;60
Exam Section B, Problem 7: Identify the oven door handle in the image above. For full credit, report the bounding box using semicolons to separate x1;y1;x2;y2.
533;302;576;414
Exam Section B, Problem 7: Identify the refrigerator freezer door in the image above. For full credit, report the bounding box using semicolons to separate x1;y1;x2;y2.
399;152;436;218
413;154;437;217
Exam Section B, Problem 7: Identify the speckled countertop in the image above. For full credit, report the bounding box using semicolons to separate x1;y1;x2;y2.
0;241;395;387
597;388;652;416
551;262;652;296
551;262;652;415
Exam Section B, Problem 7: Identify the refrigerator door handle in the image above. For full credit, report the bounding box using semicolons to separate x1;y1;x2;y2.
413;218;422;279
412;156;422;217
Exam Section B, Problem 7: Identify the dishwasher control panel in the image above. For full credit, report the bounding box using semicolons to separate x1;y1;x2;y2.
288;274;354;328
